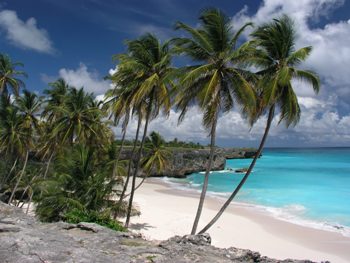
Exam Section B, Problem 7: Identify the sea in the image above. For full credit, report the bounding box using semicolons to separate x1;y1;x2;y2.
166;148;350;236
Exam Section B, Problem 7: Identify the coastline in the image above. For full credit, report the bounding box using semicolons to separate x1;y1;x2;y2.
129;178;350;263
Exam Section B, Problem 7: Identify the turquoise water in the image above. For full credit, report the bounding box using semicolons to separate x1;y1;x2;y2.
173;148;350;233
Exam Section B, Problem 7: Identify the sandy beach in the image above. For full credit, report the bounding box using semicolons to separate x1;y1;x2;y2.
128;178;350;263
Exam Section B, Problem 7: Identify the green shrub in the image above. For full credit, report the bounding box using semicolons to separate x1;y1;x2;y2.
64;209;126;232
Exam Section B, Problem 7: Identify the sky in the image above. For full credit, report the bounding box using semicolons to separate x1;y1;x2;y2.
0;0;350;147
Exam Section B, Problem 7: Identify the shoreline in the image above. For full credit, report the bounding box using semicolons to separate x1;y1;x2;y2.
129;178;350;263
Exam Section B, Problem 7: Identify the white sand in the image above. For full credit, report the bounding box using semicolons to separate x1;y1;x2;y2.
126;178;350;263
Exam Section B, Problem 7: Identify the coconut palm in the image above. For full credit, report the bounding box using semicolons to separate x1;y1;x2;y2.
115;34;174;228
51;87;105;145
104;86;132;178
173;8;256;234
198;15;320;234
135;131;170;190
7;91;42;204
15;90;42;133
42;78;70;123
0;53;27;96
35;144;120;222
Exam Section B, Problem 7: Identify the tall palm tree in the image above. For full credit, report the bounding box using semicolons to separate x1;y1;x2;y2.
51;87;104;145
173;8;256;234
135;131;170;190
1;92;39;204
198;15;320;234
104;86;132;178
117;34;174;228
0;53;27;96
42;78;70;123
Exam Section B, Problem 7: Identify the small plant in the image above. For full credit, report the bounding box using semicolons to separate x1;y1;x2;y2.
64;208;126;232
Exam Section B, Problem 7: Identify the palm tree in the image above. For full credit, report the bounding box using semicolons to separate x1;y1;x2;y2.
35;144;119;222
122;131;170;199
117;34;174;228
135;131;170;190
51;87;105;145
0;53;27;96
42;78;70;123
173;8;256;234
8;90;41;204
198;15;320;234
104;86;132;178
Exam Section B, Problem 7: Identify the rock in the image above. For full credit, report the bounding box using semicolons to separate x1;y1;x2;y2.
119;147;258;178
0;202;320;263
235;168;249;173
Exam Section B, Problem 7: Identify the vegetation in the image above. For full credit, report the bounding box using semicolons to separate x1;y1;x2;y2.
0;8;319;236
173;8;256;234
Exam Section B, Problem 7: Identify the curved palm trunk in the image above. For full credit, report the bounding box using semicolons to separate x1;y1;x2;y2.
8;151;29;205
198;105;275;234
1;157;18;186
125;109;151;228
123;172;148;199
117;115;142;205
113;116;129;178
191;112;218;234
43;153;54;180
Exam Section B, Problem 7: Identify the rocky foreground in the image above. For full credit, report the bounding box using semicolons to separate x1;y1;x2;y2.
0;202;323;263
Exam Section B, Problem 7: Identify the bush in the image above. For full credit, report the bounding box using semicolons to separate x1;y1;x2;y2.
64;209;127;232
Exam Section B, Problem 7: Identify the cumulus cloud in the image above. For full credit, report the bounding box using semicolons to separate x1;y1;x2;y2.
59;63;111;95
0;9;54;54
111;94;350;147
231;0;350;103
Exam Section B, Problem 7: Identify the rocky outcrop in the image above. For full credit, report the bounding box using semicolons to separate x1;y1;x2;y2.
0;202;321;263
119;147;258;178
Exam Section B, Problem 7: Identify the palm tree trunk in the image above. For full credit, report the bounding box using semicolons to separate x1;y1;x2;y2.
123;172;148;199
43;153;54;180
117;115;142;205
198;105;275;234
191;111;218;235
125;108;151;228
8;151;29;205
1;157;18;186
113;118;129;178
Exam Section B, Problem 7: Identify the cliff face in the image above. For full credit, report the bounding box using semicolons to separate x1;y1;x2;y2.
119;147;257;178
0;202;316;263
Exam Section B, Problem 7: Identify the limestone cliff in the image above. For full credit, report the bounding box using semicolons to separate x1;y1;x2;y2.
119;147;258;178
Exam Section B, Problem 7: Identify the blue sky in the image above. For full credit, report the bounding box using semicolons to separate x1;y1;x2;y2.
1;0;350;147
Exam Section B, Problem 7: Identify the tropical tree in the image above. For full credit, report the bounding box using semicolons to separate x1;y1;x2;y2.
104;86;132;178
112;34;174;228
0;92;39;204
136;131;170;190
198;15;320;234
42;78;70;123
51;87;106;145
0;53;27;96
173;8;256;234
35;145;120;222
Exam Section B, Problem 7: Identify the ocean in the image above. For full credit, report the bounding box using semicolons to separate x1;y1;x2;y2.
167;148;350;236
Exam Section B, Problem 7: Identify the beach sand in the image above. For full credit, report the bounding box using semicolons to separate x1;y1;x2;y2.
128;178;350;263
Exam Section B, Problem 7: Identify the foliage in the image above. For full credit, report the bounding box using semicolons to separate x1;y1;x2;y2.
35;144;124;222
64;208;126;232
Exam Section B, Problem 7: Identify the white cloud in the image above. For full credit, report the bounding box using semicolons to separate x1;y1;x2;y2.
0;10;54;54
231;0;350;103
59;63;111;95
221;0;350;146
110;95;350;146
